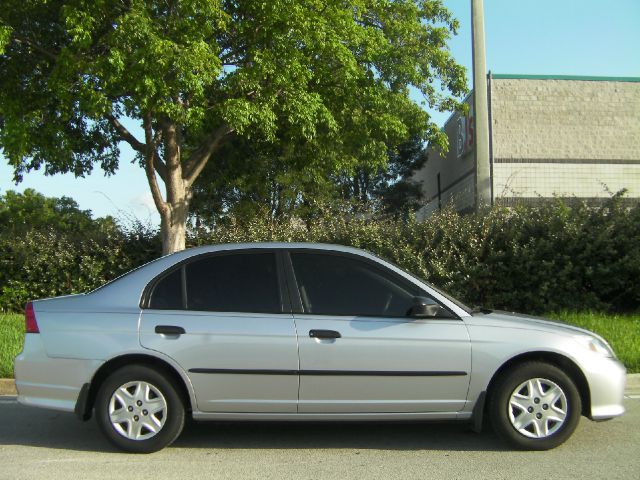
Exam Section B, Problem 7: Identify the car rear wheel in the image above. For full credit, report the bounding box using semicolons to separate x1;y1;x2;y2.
95;365;185;453
489;361;581;450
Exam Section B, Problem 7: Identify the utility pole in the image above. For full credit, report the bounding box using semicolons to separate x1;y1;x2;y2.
471;0;492;209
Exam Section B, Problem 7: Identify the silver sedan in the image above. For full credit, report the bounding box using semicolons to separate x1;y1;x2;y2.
14;243;626;453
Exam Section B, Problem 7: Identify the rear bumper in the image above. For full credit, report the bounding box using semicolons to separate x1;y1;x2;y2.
584;356;626;421
14;334;102;413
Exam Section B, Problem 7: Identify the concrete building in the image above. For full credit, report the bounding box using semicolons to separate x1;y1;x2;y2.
414;74;640;218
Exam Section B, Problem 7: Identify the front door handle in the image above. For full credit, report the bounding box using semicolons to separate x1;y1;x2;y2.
309;329;341;339
155;325;186;335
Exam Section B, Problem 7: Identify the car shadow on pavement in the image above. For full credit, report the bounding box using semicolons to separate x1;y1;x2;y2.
0;398;508;453
0;398;113;453
175;420;508;452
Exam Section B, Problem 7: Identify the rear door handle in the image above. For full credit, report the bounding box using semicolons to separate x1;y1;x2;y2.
309;329;341;339
155;325;186;335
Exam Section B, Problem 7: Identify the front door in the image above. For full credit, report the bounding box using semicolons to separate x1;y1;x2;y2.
287;251;471;414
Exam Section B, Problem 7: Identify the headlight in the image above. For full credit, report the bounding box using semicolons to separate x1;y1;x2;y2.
576;336;615;358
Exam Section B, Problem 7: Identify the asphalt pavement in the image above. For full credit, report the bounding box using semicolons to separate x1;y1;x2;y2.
0;395;638;480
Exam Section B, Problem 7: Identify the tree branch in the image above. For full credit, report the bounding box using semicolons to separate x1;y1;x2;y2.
183;125;234;187
106;114;146;152
142;113;169;217
12;35;59;62
108;114;167;181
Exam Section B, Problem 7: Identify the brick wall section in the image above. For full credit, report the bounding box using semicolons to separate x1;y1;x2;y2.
490;78;640;161
493;163;640;199
491;78;640;200
413;77;640;217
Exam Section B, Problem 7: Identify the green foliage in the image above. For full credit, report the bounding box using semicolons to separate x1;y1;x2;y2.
1;189;638;315
0;229;147;312
0;188;118;234
188;134;423;225
189;131;428;226
0;190;160;312
0;1;468;253
191;194;640;314
358;133;428;215
0;314;23;377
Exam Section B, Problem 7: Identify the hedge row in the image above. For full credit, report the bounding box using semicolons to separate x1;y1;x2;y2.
1;195;638;314
0;225;160;312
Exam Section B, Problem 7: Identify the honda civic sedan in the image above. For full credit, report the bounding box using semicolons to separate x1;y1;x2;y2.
14;243;626;453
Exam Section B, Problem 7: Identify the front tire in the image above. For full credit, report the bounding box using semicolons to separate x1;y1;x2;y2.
95;365;185;453
488;362;581;450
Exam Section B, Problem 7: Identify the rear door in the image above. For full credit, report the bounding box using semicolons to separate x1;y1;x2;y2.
139;250;299;413
287;250;471;414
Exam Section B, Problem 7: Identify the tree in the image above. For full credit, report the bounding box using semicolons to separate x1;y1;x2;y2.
0;188;117;234
338;133;428;215
188;132;428;226
0;0;467;253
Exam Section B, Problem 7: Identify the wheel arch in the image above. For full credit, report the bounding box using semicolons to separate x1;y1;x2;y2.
484;351;591;418
79;353;194;421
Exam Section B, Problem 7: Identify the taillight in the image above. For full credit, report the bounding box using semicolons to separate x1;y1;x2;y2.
25;302;39;333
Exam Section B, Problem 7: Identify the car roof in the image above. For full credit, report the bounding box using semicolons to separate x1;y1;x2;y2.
166;242;370;255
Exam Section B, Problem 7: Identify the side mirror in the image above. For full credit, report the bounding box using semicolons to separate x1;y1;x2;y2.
408;297;454;319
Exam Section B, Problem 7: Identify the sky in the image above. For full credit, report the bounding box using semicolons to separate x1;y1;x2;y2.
1;0;639;226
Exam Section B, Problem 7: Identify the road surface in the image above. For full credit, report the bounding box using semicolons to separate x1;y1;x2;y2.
0;396;638;480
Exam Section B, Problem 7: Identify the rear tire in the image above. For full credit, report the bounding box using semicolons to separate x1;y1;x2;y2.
95;365;185;453
488;361;581;450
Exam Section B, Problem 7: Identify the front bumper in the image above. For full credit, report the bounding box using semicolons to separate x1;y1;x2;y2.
583;355;626;420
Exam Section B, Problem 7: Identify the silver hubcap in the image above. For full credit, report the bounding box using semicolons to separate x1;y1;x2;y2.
108;381;167;441
508;378;568;438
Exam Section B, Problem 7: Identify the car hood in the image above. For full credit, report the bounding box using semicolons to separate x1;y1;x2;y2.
466;310;599;339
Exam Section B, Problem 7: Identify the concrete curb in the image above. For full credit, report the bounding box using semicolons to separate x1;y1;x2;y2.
0;379;16;395
626;372;640;395
2;374;640;397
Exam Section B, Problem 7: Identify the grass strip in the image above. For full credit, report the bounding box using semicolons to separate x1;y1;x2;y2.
0;314;23;378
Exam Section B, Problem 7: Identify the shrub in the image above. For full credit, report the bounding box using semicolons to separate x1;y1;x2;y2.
192;194;640;314
0;225;160;312
1;194;638;314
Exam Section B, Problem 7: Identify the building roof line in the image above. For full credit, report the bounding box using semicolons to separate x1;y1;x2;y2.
491;73;640;82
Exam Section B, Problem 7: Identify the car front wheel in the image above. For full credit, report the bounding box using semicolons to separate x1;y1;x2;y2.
489;361;581;450
95;365;185;453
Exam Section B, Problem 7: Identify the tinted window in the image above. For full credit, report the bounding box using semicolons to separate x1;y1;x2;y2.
291;253;418;317
186;253;280;313
149;268;183;310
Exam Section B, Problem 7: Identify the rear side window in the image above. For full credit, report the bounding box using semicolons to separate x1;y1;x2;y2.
185;253;280;313
149;268;183;310
290;252;417;317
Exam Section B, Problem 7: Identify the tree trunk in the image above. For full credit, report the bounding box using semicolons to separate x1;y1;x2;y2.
160;120;189;255
140;113;232;255
160;201;188;255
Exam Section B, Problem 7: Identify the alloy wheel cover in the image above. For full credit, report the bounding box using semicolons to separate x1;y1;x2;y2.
507;377;568;439
108;381;168;441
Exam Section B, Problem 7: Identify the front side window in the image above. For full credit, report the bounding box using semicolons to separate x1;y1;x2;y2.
185;252;280;313
290;252;420;317
148;252;281;313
